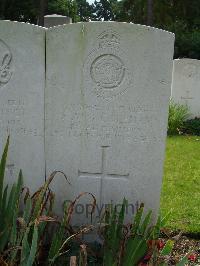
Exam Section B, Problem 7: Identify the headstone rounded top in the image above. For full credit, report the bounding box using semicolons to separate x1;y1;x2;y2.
47;21;174;37
0;20;45;30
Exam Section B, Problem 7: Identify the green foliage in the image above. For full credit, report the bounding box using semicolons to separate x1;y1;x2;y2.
0;136;9;210
0;0;39;23
103;198;127;265
115;0;146;24
48;201;70;264
20;224;38;266
176;254;190;266
159;240;174;256
122;206;150;266
92;0;115;21
48;0;79;22
0;137;41;265
76;0;95;21
181;117;200;135
102;200;161;266
0;137;23;253
170;23;200;59
168;100;190;135
0;139;73;265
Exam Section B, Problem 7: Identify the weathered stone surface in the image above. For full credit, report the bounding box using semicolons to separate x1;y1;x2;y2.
46;22;174;224
44;14;72;28
0;21;45;191
171;59;200;118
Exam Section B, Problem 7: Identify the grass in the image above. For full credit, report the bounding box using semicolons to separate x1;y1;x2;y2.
160;136;200;234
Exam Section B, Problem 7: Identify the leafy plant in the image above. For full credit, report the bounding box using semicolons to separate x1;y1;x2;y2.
0;137;48;265
0;137;23;253
101;201;163;266
168;100;190;135
102;198;127;265
0;138;72;265
181;117;200;135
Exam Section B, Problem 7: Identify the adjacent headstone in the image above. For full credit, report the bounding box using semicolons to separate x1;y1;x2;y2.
0;21;45;191
46;22;174;224
44;14;72;28
171;59;200;118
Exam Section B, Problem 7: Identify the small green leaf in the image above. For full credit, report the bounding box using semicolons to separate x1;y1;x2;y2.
160;240;174;256
176;255;189;266
0;136;9;211
27;224;38;266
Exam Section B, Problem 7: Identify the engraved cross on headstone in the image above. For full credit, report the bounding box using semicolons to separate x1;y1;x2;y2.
78;146;129;205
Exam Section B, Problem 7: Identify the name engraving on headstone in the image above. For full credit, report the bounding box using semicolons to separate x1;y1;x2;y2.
0;39;13;87
0;99;41;136
48;103;162;142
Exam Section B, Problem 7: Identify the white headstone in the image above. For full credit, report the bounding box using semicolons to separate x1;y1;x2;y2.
0;21;45;191
171;59;200;118
46;22;174;224
44;14;72;28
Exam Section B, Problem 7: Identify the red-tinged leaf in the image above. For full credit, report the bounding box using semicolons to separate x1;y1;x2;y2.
36;215;57;224
188;253;197;262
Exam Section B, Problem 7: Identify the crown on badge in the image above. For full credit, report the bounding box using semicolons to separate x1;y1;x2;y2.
98;31;120;49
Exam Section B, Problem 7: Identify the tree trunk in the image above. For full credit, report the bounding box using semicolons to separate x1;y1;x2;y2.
147;0;153;26
38;0;48;26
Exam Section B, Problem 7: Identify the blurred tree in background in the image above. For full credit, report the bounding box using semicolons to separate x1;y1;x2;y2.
76;0;94;21
0;0;38;23
48;0;78;22
0;0;199;58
